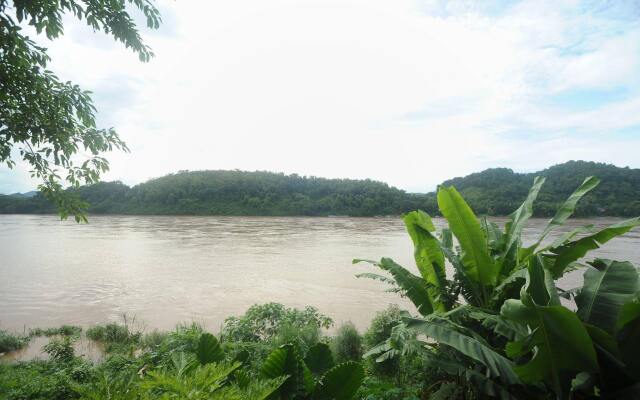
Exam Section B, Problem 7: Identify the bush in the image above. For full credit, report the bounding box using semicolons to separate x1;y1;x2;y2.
331;322;362;363
221;303;333;342
0;329;30;353
272;322;321;355
43;336;75;363
363;305;405;376
0;360;80;400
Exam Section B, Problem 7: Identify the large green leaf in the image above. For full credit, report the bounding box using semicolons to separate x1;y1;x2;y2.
437;186;497;285
315;361;364;400
261;344;310;398
501;295;598;398
403;210;447;312
405;317;520;385
502;176;545;271
524;255;560;306
617;301;640;379
354;258;436;316
576;259;639;333
196;333;225;365
304;342;334;375
546;217;640;278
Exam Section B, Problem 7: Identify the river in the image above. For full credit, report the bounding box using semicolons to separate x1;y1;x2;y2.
1;215;639;334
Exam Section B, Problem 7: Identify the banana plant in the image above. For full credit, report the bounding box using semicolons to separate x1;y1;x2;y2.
501;257;640;399
354;176;640;398
356;176;639;315
261;343;364;400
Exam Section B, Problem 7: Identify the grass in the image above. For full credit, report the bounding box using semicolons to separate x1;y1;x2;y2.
29;325;82;338
0;330;30;353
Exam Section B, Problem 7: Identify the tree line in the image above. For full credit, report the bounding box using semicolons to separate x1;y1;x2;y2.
1;161;638;217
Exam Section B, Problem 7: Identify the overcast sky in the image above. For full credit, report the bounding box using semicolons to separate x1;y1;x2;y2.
2;0;640;194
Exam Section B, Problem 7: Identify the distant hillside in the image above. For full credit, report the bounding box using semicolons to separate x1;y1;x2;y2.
0;170;433;217
441;161;640;216
0;161;638;217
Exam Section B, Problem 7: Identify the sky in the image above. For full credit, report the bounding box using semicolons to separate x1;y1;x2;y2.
2;0;640;193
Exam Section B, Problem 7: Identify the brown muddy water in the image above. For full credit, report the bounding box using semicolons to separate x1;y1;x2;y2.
1;215;639;342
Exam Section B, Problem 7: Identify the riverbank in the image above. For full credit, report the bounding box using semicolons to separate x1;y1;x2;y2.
0;303;424;399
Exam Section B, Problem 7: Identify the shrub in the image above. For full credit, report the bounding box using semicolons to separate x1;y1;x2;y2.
221;303;333;343
0;360;80;400
363;305;405;376
272;322;321;355
331;322;362;363
43;336;75;363
140;329;167;349
0;329;30;353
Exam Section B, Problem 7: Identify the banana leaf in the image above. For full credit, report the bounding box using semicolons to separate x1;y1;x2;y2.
437;186;497;285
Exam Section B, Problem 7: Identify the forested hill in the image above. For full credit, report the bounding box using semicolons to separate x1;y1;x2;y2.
442;161;640;216
0;170;431;217
1;161;638;217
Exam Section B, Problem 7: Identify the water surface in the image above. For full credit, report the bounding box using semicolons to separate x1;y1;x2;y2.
1;215;638;334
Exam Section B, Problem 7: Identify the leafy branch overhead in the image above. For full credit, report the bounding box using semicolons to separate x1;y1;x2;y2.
0;0;161;221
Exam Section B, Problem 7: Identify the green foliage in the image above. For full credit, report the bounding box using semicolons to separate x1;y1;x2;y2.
142;360;283;400
0;171;434;217
330;322;362;364
362;305;406;377
357;376;422;400
261;343;364;400
4;161;640;218
304;343;334;375
221;303;333;343
0;359;84;400
30;325;82;338
43;336;76;363
576;259;639;334
0;0;160;221
196;333;224;365
0;329;30;352
441;161;640;217
85;320;142;353
356;175;640;399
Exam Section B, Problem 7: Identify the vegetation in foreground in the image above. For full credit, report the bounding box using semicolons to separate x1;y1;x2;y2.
358;175;640;399
0;304;386;400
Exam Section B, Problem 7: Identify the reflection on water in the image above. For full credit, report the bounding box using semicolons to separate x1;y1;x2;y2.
1;215;639;334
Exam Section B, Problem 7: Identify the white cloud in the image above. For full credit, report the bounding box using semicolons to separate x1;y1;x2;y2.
2;0;639;193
